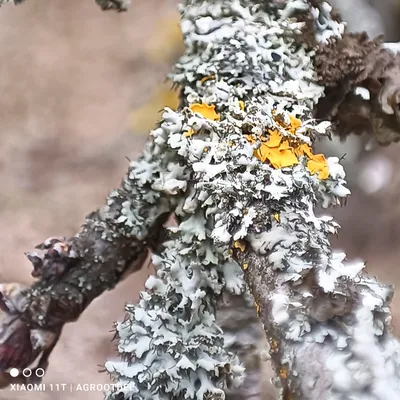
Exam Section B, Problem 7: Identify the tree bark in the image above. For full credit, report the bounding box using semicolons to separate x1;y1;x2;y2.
0;137;184;384
2;0;400;399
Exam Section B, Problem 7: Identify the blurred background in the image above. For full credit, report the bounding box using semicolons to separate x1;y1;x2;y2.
0;0;400;399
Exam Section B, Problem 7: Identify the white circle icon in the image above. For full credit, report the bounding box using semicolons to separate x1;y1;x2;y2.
22;368;32;377
9;368;19;377
35;368;45;378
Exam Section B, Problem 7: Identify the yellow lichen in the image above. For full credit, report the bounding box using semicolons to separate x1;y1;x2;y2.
280;140;291;150
271;339;278;348
294;143;313;157
233;240;246;252
252;130;298;168
255;302;261;316
264;130;282;147
200;75;216;84
244;114;330;179
307;154;329;179
267;147;298;169
189;103;220;121
183;128;195;137
242;262;249;270
279;368;288;380
273;213;280;222
238;100;245;111
253;144;269;163
289;115;301;132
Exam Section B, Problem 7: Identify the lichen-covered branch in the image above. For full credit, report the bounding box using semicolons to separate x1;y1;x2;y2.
236;235;400;399
104;0;400;399
0;137;186;386
2;0;400;399
103;111;245;400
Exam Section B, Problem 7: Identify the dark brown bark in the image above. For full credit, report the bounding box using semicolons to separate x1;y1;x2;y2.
0;138;178;386
313;32;400;145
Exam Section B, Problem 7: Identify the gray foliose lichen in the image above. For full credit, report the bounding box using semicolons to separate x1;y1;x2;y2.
105;1;400;399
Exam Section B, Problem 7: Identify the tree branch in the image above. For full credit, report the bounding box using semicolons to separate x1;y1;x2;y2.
0;137;185;386
236;239;400;399
1;0;400;399
101;0;400;398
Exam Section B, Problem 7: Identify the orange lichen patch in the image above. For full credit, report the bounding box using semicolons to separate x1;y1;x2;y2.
252;130;298;168
264;130;282;147
244;115;330;179
183;128;195;137
307;154;329;179
279;368;288;380
238;100;245;111
275;114;302;135
267;147;298;169
289;115;301;133
295;144;330;178
294;143;313;158
200;75;215;84
280;140;291;150
255;302;261;316
253;144;269;163
242;262;249;271
233;240;246;252
273;213;280;222
189;103;220;121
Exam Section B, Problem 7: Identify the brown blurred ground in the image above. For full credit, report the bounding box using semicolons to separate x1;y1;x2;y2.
0;1;180;398
1;1;400;400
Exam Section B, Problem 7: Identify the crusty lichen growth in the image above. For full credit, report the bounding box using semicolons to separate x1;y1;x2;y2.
0;122;191;386
105;0;400;399
22;136;185;330
104;112;244;400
